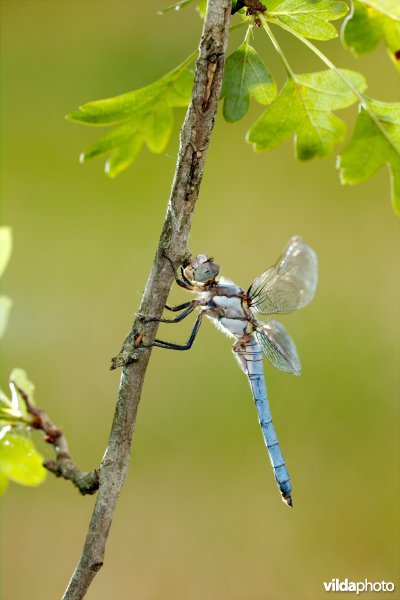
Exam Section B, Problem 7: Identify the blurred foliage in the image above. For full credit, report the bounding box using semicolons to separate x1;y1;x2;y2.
0;363;47;494
342;0;400;69
0;430;47;495
1;1;398;599
0;224;47;495
338;99;400;212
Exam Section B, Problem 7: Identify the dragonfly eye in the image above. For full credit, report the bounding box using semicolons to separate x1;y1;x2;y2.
194;261;220;283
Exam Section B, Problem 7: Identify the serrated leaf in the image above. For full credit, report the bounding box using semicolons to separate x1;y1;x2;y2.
144;100;174;153
67;62;193;125
0;296;12;339
221;42;277;122
0;432;46;489
0;227;12;279
10;369;36;407
0;371;35;427
196;0;207;18
267;0;348;40
342;0;400;70
67;58;194;176
338;99;400;214
247;69;366;159
106;135;144;178
164;69;194;107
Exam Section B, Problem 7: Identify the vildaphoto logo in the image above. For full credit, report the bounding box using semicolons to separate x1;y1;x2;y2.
323;579;395;594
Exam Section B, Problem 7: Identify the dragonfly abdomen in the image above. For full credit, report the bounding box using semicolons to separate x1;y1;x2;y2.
235;335;293;507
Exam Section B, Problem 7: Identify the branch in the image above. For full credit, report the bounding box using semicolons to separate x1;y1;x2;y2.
12;381;99;495
62;2;232;598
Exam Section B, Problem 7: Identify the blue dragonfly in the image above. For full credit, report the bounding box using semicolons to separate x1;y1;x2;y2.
141;236;318;507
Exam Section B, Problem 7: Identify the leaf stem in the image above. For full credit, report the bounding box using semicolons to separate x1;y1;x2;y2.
259;15;297;80
244;24;252;44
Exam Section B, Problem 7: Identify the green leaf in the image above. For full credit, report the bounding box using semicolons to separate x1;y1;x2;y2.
68;63;193;125
247;69;366;159
10;368;36;408
67;57;195;176
0;371;36;426
267;0;348;40
0;295;12;339
144;100;174;153
342;0;400;70
106;134;144;179
0;226;12;279
221;42;277;122
338;99;400;214
0;431;46;490
196;0;207;18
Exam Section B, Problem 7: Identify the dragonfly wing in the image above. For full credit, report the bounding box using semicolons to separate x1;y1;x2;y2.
256;320;302;375
247;236;318;314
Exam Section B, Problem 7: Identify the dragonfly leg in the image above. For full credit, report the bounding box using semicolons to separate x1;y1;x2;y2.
144;302;199;324
142;312;204;351
165;301;195;312
162;253;197;290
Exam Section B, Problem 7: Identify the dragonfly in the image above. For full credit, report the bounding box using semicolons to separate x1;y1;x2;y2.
141;236;318;507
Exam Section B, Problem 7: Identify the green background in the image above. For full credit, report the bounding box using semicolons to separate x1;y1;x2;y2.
1;1;399;599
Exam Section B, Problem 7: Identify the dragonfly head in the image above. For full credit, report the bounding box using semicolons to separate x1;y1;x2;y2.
183;254;220;285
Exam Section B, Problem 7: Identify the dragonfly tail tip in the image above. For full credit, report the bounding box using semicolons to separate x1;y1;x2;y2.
283;495;293;508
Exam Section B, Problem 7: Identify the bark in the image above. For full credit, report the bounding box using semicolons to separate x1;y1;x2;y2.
62;2;231;598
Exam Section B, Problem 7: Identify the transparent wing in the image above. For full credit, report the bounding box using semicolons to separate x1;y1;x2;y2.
247;236;318;315
256;320;301;375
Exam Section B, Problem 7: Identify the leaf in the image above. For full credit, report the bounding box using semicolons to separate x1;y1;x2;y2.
67;57;194;176
105;134;144;179
0;371;35;426
342;0;400;70
267;0;348;40
144;100;174;153
0;431;46;490
0;226;12;279
338;99;400;214
247;69;366;159
10;368;36;408
196;0;207;18
0;295;12;339
221;42;277;122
